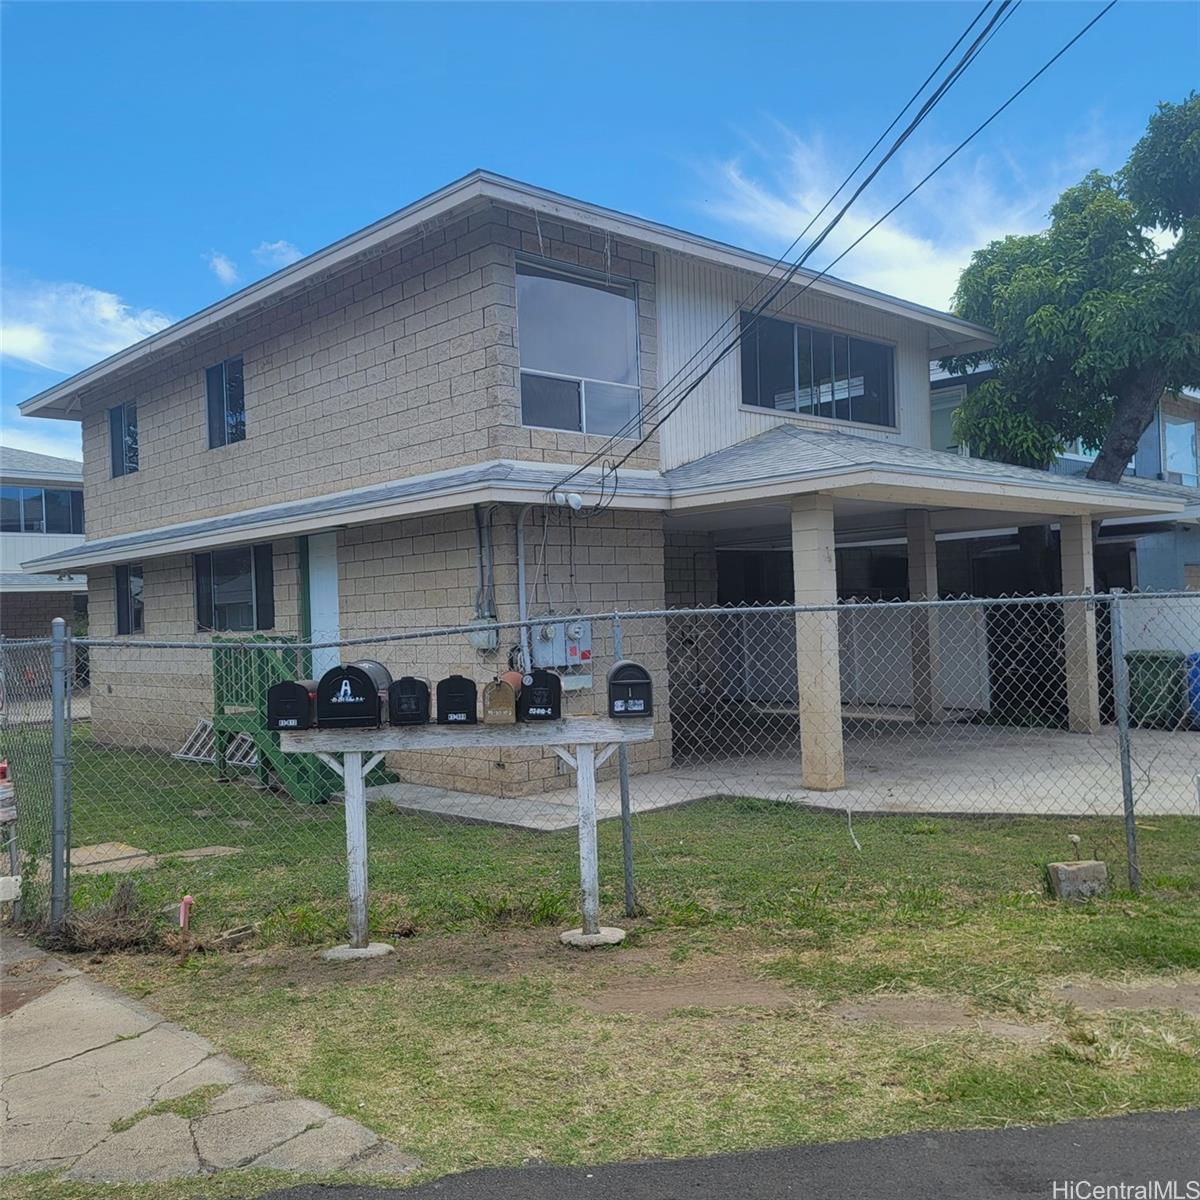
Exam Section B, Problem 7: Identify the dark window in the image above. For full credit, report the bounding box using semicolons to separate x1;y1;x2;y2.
109;402;138;476
115;564;144;635
0;486;21;532
194;543;274;632
44;489;74;534
741;313;895;427
516;262;640;435
206;356;246;449
0;486;81;533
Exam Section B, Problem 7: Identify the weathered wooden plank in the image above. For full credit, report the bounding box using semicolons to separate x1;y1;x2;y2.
279;717;654;753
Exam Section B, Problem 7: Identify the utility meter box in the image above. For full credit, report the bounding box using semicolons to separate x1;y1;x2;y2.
481;678;518;725
436;674;478;725
316;661;392;729
266;680;317;731
518;669;563;721
388;676;431;726
531;619;592;670
607;660;653;718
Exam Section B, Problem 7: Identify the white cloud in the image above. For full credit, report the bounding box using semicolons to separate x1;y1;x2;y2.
0;279;172;375
697;123;1113;311
206;251;239;286
253;239;303;270
0;418;82;460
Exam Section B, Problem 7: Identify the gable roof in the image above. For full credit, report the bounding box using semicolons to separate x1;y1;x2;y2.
19;170;996;422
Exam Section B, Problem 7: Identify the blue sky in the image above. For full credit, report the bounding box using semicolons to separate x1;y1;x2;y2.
2;1;1195;459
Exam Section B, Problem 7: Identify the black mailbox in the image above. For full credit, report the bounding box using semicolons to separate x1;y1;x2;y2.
608;660;653;718
518;669;563;721
266;680;317;731
389;676;431;726
436;674;478;725
315;660;392;728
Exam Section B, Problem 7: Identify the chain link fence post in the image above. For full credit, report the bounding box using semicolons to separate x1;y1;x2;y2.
1108;590;1140;893
612;614;637;917
49;617;72;928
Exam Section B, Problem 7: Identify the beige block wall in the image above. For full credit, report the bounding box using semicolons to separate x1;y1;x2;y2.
86;543;302;751
78;202;659;542
336;505;670;797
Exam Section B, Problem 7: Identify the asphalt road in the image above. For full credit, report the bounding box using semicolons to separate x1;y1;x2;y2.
261;1109;1198;1200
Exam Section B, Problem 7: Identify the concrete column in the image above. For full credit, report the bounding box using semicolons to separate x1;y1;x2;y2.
791;494;845;790
1060;514;1101;734
906;509;941;723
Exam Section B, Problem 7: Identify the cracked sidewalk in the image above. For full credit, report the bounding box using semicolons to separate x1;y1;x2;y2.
0;933;420;1184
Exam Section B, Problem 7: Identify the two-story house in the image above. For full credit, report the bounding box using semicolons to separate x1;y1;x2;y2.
1;447;86;638
20;171;1180;795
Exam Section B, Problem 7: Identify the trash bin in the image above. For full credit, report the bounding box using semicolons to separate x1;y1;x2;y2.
1126;650;1187;729
1187;652;1200;731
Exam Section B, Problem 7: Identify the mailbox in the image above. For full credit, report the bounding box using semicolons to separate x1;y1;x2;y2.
436;674;478;725
482;678;518;725
388;676;431;726
608;660;653;718
315;660;392;728
266;680;317;731
518;669;563;722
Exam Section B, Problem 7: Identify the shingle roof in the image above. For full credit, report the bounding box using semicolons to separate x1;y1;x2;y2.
0;571;86;593
0;445;83;480
661;423;1190;505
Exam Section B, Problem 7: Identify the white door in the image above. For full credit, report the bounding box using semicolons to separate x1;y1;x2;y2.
308;532;341;679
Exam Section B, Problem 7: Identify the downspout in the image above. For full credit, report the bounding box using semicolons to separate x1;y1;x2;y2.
515;504;533;671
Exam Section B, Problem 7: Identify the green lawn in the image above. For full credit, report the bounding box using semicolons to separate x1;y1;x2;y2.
10;734;1200;1199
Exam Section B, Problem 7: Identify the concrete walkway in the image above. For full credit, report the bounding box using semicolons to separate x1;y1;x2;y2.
0;934;418;1184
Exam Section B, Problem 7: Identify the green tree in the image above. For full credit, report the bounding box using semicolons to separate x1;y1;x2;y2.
946;94;1200;482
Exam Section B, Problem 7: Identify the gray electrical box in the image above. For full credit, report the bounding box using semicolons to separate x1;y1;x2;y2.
531;618;592;671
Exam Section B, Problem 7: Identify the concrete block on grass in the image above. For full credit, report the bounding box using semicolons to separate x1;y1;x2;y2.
1047;860;1108;901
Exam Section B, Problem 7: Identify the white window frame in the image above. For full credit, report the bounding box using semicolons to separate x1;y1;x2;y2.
515;258;642;439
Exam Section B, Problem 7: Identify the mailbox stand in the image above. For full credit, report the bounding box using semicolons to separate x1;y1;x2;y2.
279;717;654;955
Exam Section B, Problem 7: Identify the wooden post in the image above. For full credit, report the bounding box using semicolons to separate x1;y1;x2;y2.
575;742;600;937
342;750;369;949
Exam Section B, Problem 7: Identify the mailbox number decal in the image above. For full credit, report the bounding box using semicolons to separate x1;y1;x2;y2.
331;679;361;704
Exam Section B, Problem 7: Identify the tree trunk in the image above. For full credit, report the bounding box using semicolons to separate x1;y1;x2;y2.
1086;366;1168;483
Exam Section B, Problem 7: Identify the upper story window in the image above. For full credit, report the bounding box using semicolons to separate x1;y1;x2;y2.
194;543;274;632
109;402;139;477
516;261;640;437
115;563;144;636
740;313;896;428
1165;412;1198;486
0;486;85;534
206;357;246;449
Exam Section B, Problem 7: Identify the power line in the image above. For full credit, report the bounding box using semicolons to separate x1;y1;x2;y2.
580;0;1116;498
551;0;1018;497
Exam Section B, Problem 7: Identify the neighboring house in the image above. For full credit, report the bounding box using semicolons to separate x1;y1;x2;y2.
926;370;1200;594
20;171;1182;794
0;447;87;638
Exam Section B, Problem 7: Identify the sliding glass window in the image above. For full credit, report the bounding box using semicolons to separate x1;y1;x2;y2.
740;312;896;428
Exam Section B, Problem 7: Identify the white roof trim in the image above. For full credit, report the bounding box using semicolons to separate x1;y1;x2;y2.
20;171;995;421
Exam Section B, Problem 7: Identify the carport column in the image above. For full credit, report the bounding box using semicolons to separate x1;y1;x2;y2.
906;510;942;723
791;495;845;790
1060;514;1101;734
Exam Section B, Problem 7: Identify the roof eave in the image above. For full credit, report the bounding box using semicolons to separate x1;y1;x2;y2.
19;170;996;421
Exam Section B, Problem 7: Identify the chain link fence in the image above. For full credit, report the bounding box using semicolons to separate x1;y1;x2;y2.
2;592;1197;941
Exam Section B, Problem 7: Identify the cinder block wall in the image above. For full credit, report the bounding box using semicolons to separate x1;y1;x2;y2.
337;505;671;798
86;544;303;751
77;201;660;542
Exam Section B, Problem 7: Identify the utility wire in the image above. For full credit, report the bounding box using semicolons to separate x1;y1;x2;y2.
583;0;1115;495
552;0;1017;497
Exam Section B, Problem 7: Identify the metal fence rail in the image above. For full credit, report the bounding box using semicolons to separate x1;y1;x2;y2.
1;592;1196;937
